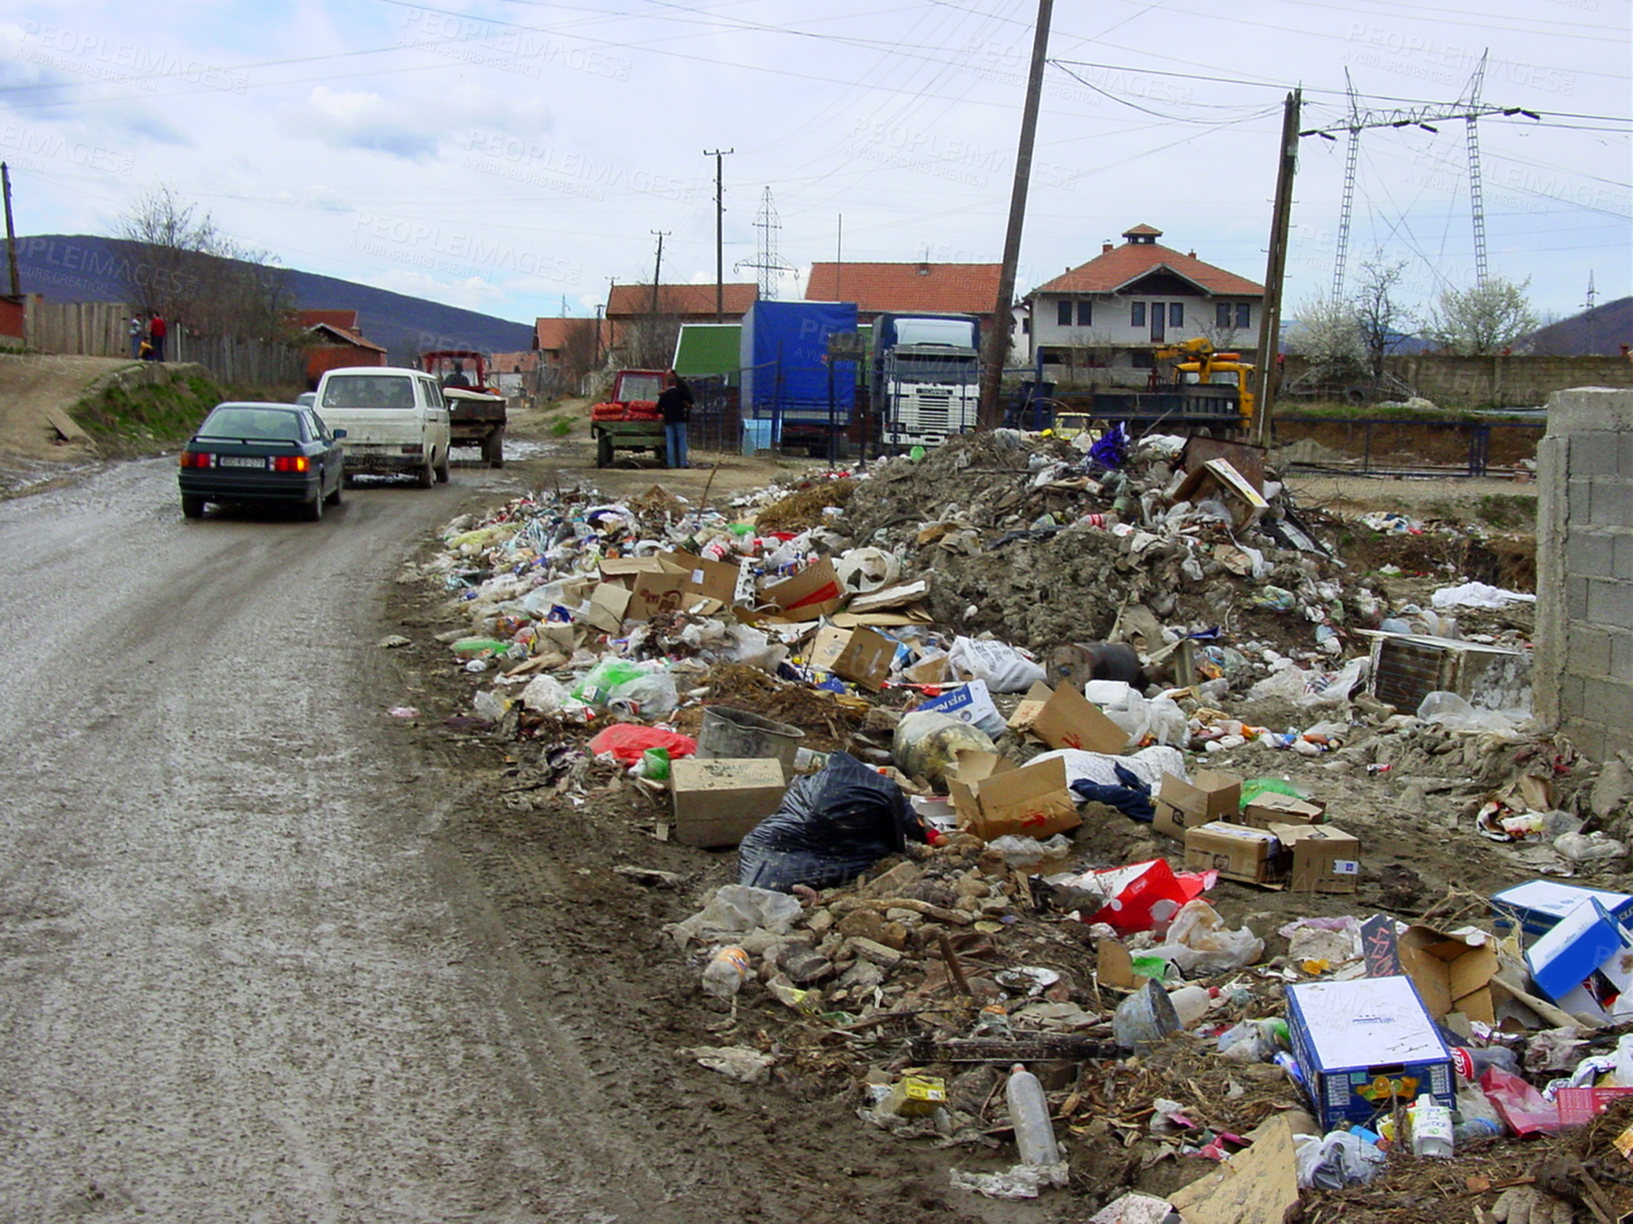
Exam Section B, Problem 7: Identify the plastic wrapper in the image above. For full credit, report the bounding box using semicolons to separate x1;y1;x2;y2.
1144;899;1263;975
737;752;926;893
1294;1130;1386;1190
667;884;804;947
947;635;1046;693
1479;1066;1561;1136
586;723;697;765
892;710;996;790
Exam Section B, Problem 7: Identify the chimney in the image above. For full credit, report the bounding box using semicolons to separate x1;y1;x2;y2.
1101;241;1113;254
1187;250;1196;258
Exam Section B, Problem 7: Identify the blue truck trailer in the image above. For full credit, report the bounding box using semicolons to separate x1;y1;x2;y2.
740;300;858;455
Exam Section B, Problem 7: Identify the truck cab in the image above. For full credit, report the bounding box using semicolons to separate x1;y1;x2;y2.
872;312;982;450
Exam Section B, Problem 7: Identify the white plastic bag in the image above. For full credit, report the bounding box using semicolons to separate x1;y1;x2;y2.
1145;899;1264;975
947;636;1045;693
520;674;571;714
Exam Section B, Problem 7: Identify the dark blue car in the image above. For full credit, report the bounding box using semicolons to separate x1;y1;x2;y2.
179;402;346;521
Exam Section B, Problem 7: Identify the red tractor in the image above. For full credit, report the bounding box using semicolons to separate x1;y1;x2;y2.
421;349;507;467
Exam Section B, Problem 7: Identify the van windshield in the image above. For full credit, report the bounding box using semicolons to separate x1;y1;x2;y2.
321;375;417;410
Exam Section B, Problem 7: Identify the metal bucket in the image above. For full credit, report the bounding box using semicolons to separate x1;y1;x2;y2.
697;706;805;777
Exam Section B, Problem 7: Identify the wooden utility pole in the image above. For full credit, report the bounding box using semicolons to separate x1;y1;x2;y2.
978;0;1053;429
704;148;732;322
649;231;669;316
2;163;19;298
1253;89;1300;446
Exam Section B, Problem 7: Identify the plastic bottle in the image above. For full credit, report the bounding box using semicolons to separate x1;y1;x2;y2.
701;946;750;998
1005;1064;1062;1167
1408;1094;1454;1158
1453;1083;1503;1144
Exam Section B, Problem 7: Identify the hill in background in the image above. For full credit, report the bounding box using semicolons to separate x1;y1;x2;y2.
1520;296;1631;356
14;233;535;361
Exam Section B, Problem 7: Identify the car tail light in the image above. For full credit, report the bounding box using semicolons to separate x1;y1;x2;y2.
271;455;310;473
400;444;423;456
180;451;210;468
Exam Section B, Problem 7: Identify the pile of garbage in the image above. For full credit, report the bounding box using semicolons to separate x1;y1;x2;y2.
394;428;1633;1219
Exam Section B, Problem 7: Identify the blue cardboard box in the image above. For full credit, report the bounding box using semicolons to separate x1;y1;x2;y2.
1286;975;1455;1131
1491;880;1633;942
1525;898;1633;1023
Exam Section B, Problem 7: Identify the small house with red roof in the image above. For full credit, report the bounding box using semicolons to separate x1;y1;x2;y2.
1027;225;1264;382
291;309;387;388
605;283;758;327
803;261;1002;336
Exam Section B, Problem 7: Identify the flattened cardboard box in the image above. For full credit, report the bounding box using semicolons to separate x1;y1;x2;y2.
1154;770;1244;840
1240;792;1326;829
947;750;1080;842
808;625;895;692
664;549;743;608
754;558;846;622
668;757;787;848
1019;680;1127;754
1183;821;1279;884
1272;823;1360;895
584;582;632;633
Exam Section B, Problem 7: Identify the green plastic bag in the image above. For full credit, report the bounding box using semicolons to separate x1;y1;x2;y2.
572;659;647;707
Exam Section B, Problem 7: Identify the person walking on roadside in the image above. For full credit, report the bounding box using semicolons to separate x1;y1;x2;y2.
148;312;167;362
128;315;143;361
657;372;694;469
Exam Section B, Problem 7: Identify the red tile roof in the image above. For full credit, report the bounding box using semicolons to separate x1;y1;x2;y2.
606;283;758;319
294;309;361;334
1031;231;1264;298
304;322;385;352
534;317;577;351
492;350;539;372
805;262;1001;316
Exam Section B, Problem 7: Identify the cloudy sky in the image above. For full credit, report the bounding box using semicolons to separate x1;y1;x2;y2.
1;0;1627;328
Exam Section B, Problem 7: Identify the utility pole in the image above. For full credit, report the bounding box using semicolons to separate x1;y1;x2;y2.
704;148;733;322
978;0;1052;429
2;163;19;298
1254;89;1301;448
649;231;669;316
835;214;842;302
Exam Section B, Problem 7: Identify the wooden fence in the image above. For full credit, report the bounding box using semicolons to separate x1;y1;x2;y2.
23;298;305;387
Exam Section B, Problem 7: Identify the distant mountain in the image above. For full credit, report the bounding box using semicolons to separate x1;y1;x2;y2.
12;233;534;359
1520;297;1631;356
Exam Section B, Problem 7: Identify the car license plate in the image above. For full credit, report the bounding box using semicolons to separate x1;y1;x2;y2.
219;456;266;468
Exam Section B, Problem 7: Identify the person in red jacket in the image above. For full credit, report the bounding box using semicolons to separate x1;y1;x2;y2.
148;312;167;362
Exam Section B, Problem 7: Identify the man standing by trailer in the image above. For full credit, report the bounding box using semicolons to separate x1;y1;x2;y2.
657;372;694;469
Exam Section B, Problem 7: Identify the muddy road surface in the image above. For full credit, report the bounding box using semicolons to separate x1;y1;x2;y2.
2;456;909;1224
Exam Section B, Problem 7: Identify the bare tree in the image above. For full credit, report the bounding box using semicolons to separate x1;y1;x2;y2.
1424;275;1538;355
622;313;681;370
556;318;602;386
117;186;292;342
1351;253;1413;378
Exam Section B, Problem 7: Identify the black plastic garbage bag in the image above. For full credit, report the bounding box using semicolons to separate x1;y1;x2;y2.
737;752;926;892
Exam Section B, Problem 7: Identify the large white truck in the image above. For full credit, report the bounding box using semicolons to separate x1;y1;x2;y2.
870;312;981;450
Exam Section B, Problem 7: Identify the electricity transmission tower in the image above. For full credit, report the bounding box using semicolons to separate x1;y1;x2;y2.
736;187;794;299
1304;51;1537;297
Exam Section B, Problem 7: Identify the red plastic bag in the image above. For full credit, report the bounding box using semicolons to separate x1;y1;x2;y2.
1479;1066;1560;1136
587;724;697;765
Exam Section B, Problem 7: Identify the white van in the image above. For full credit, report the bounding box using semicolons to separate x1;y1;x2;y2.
314;366;451;486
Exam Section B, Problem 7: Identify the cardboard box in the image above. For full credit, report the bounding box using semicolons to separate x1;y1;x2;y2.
1525;898;1633;1023
1184;821;1280;885
1241;792;1326;829
1154;770;1243;839
1171;457;1269;530
946;750;1080;842
757;559;846;621
1396;924;1499;1026
916;680;1003;734
808;625;895;692
1492;880;1633;941
668;757;788;848
583;582;632;633
629;568;693;620
1285;976;1455;1130
665;550;743;607
1272;823;1360;894
1024;680;1127;754
598;555;669;583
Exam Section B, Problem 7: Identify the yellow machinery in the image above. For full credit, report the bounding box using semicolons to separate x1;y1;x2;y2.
1153;338;1256;429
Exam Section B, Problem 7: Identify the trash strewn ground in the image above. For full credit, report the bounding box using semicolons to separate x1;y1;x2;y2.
388;428;1630;1222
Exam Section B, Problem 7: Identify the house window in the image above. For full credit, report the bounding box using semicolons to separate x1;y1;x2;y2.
1057;300;1072;327
1217;302;1232;330
1130;302;1145;328
1077;301;1092;327
1236;303;1252;329
1169;303;1183;328
1131;350;1155;369
1022;318;1031;334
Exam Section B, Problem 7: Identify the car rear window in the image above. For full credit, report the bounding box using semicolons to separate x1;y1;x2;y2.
321;375;417;410
198;407;303;441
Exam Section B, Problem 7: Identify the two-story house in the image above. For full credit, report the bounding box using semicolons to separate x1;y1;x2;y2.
1027;225;1264;385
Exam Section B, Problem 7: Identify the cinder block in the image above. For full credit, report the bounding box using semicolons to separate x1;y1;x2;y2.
1610;632;1633;681
1571;432;1624;477
1567;576;1589;621
1591;479;1633;529
1586;579;1631;628
1567;625;1613;676
1585;677;1633;728
1561;674;1586;711
1565;720;1608;762
1616;533;1633;580
1620;431;1633;475
1567;530;1618;580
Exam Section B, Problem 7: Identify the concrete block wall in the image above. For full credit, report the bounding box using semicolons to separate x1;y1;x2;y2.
1535;388;1633;761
